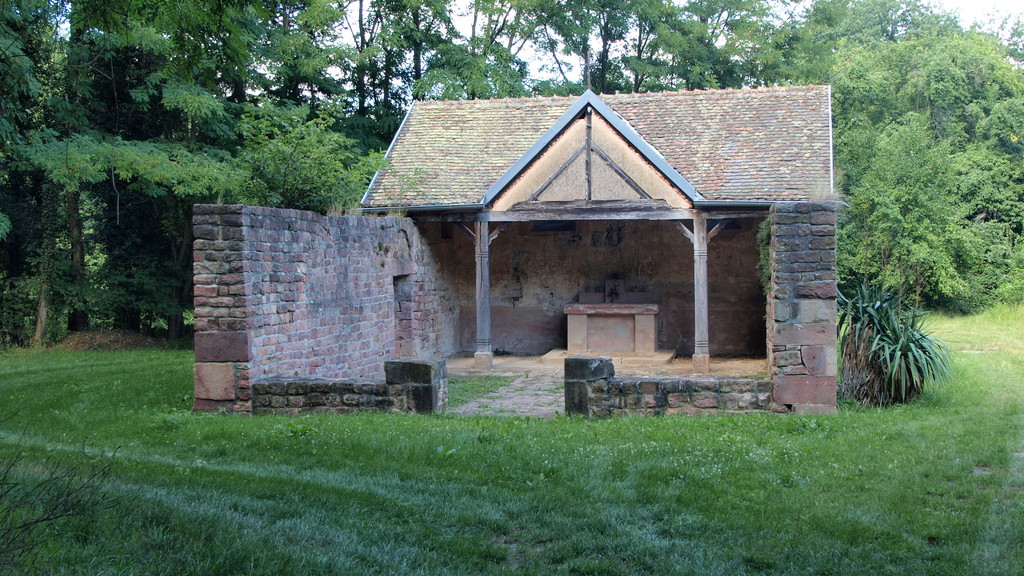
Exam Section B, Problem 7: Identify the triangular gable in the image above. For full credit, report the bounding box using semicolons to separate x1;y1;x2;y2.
484;91;703;210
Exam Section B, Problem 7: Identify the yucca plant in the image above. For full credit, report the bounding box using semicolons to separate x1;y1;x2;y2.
838;284;954;406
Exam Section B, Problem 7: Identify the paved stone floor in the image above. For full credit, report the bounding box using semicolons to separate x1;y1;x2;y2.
448;373;565;419
446;355;768;418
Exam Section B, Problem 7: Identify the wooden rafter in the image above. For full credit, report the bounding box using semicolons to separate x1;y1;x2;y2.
525;143;586;202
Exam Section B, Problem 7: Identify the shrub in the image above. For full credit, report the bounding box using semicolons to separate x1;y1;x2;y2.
838;284;954;406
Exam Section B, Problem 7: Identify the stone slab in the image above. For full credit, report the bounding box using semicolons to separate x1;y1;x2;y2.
567;314;588;353
634;314;656;354
541;349;675;367
563;303;659;315
195;332;250;363
802;345;838;377
773;375;837;406
773;322;837;347
565;380;589;415
384;360;444;385
564;356;615;381
194;362;237;401
587;315;635;353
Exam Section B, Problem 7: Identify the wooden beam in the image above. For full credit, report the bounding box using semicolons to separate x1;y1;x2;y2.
525;144;586;202
675;221;694;244
474;221;493;370
591;145;653;200
389;208;769;223
698;210;769;220
707;219;728;241
493;199;696;222
456;222;475;240
488;223;507;245
585;107;593;201
692;213;711;374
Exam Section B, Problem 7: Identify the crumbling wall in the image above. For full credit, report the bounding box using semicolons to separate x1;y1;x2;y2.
767;202;839;413
252;360;447;415
192;205;457;412
563;356;775;417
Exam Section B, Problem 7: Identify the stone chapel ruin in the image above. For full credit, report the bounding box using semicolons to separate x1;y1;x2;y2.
193;86;839;415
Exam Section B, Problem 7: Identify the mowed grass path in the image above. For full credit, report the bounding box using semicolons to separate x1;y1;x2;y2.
0;306;1022;575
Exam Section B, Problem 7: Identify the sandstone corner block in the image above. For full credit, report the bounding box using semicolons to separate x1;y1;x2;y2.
194;363;237;401
773;375;837;406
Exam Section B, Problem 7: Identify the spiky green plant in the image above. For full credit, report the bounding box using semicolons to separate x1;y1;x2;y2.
838;284;954;406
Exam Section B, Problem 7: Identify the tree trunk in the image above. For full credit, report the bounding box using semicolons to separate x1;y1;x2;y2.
33;282;48;346
65;188;89;331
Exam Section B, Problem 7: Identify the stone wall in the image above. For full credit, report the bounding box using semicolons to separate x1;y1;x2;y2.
192;205;458;412
252;360;447;415
564;357;775;417
767;202;839;413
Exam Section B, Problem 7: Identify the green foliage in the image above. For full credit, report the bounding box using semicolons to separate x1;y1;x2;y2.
3;0;1024;346
838;284;954;406
833;24;1024;310
756;217;772;296
237;103;380;213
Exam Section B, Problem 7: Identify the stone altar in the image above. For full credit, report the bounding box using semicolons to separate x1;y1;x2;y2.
564;281;659;354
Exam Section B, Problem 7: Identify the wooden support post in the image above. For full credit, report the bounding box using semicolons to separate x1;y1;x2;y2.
692;214;711;374
474;220;493;370
585;107;593;201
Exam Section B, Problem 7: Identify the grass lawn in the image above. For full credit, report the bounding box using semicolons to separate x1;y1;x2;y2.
447;375;515;409
1;306;1022;575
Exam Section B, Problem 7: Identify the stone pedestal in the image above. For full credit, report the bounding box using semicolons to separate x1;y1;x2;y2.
473;351;493;370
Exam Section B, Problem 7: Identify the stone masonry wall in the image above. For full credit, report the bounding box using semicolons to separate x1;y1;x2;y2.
564;357;775;417
251;360;447;416
192;205;457;412
767;202;839;413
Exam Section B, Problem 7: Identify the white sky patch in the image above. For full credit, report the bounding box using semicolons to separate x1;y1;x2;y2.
932;0;1022;27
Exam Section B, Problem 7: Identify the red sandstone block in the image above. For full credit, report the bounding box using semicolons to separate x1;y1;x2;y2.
774;322;836;346
802;345;837;377
693;393;718;408
781;364;809;375
195;332;250;363
773;375;837;405
194;363;236;401
794;281;837;299
809;237;836;250
194;285;218;298
809;211;836;226
192;398;232;412
789;250;822;263
792;403;838;414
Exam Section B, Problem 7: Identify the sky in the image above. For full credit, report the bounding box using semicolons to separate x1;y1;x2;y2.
933;0;1022;27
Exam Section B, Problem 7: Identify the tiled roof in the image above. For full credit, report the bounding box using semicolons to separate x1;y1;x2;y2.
363;86;832;208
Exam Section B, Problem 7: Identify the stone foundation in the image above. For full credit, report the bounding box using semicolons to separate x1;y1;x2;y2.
252;360;447;415
564;357;774;417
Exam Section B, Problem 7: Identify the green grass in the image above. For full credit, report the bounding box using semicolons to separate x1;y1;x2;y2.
447;375;515;408
0;306;1022;575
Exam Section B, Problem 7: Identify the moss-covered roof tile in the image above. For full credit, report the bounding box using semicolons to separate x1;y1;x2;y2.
364;86;832;208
